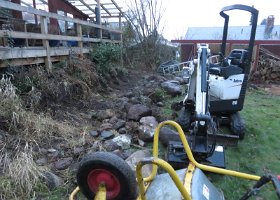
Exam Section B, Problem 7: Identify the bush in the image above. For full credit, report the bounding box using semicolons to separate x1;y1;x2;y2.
149;88;167;103
89;43;122;74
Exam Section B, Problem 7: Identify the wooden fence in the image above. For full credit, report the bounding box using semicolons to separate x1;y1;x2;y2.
0;1;122;69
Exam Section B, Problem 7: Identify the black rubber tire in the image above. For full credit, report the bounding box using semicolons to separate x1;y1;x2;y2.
77;152;137;200
177;107;191;131
230;112;245;140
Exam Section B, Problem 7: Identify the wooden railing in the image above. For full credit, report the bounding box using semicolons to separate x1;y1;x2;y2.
0;1;122;69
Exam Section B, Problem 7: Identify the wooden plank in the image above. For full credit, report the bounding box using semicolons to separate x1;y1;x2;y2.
0;47;90;60
76;23;83;55
0;30;121;43
96;0;102;39
110;0;123;14
101;15;123;18
0;57;45;68
0;30;121;44
0;47;47;59
78;0;96;14
24;22;28;46
49;47;90;56
0;1;121;33
0;55;72;68
40;16;52;70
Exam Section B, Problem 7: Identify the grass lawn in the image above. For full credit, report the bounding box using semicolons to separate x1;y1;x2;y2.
211;89;280;200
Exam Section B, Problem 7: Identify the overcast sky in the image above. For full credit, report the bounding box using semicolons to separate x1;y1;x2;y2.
162;0;280;40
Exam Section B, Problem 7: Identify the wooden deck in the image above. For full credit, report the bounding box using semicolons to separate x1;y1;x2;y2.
0;46;90;67
0;1;122;69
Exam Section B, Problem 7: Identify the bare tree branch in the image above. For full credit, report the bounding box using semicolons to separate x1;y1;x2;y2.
123;0;174;68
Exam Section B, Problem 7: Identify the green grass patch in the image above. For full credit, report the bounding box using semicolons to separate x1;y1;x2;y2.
211;89;280;199
160;88;280;199
160;95;182;118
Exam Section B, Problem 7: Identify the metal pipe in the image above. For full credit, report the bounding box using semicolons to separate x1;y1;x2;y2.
136;157;192;200
151;121;261;181
69;187;80;200
220;13;229;56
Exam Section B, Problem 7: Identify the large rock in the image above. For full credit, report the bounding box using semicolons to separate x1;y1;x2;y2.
145;74;166;82
125;121;139;134
127;104;152;121
89;130;99;137
36;157;48;166
112;149;130;160
100;130;115;140
54;157;73;170
43;171;62;190
73;146;84;155
114;97;129;111
100;122;113;131
93;109;115;121
161;81;182;96
112;135;131;150
138;116;158;141
113;119;126;130
174;76;186;85
125;150;152;178
159;127;181;146
109;116;119;124
47;149;59;162
103;139;119;151
118;127;127;134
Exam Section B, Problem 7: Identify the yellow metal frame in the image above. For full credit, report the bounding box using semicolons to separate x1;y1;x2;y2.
69;184;106;200
69;187;80;200
184;163;196;195
136;120;261;200
136;157;192;200
70;120;261;200
94;184;107;200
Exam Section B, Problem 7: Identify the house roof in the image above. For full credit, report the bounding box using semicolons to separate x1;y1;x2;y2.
185;25;280;40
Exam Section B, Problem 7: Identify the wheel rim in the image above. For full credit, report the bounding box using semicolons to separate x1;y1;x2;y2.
87;169;121;199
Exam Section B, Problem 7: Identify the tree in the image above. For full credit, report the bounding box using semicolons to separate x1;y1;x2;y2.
123;0;175;68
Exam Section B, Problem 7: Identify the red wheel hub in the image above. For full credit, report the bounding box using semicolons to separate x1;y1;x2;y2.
87;169;121;199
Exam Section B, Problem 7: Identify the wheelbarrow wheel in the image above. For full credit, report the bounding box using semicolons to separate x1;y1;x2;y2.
77;152;137;200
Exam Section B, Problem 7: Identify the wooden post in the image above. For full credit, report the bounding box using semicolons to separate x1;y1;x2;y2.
24;22;28;46
252;44;260;74
40;16;52;71
32;0;38;25
76;23;83;56
119;12;122;42
119;12;123;67
64;11;68;33
96;0;102;39
229;42;233;55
